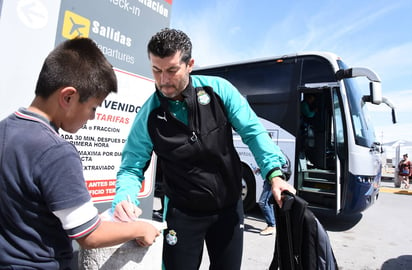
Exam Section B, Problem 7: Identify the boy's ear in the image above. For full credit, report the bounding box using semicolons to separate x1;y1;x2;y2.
59;87;77;109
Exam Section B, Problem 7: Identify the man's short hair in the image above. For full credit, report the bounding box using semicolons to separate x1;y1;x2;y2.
147;28;192;64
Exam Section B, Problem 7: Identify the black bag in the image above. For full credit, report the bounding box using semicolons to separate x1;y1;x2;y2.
269;191;338;270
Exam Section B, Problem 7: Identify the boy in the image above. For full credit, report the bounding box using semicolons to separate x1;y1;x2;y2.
0;37;160;269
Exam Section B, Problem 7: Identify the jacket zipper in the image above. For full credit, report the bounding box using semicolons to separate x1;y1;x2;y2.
185;89;200;143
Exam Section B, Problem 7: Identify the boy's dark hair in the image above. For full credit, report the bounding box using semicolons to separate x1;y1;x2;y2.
147;28;192;64
35;37;117;102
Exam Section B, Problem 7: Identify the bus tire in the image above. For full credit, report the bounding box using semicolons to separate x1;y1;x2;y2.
241;163;256;212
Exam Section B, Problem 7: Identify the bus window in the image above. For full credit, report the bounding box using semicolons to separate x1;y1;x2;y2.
224;60;297;135
301;57;336;84
225;60;295;96
333;90;346;154
352;115;363;137
337;60;377;148
344;77;376;148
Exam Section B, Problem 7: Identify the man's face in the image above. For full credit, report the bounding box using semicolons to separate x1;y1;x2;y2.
149;51;194;100
63;93;106;133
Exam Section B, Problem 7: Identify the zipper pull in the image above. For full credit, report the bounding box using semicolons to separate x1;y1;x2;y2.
190;131;198;142
294;254;300;265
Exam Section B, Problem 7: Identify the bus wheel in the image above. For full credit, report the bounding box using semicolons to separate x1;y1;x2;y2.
241;164;256;212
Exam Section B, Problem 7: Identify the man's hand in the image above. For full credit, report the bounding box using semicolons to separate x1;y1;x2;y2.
113;200;142;222
270;176;296;208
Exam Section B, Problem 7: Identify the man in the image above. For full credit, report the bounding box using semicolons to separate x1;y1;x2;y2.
0;37;160;269
258;175;278;236
112;28;295;270
301;93;317;121
300;93;317;166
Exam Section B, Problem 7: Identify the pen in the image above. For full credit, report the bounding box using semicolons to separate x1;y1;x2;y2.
127;195;135;214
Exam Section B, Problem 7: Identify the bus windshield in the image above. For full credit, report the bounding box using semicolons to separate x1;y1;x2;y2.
338;60;376;148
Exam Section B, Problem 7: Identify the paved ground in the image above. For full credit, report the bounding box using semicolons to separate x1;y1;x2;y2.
155;179;412;270
380;180;412;195
201;179;412;270
324;183;412;270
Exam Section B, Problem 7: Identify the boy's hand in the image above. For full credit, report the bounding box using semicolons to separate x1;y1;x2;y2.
135;222;161;247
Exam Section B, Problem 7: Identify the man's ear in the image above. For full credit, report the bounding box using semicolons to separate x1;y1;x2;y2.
59;87;77;109
187;58;195;73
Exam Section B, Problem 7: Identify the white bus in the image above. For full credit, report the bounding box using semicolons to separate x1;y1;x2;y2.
192;52;396;214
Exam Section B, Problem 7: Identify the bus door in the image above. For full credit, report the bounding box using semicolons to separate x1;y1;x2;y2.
297;83;342;214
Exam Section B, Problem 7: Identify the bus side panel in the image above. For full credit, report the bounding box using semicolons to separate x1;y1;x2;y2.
234;118;296;204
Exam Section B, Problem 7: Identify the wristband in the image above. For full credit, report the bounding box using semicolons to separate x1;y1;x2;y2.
268;170;285;184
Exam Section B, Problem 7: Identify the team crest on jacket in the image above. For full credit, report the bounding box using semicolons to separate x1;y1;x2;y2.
197;90;210;105
166;229;178;245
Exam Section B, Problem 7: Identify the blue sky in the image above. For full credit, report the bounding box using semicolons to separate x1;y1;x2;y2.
169;0;412;144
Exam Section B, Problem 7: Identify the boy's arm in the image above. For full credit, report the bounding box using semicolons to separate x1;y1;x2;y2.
76;220;160;249
54;200;160;248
